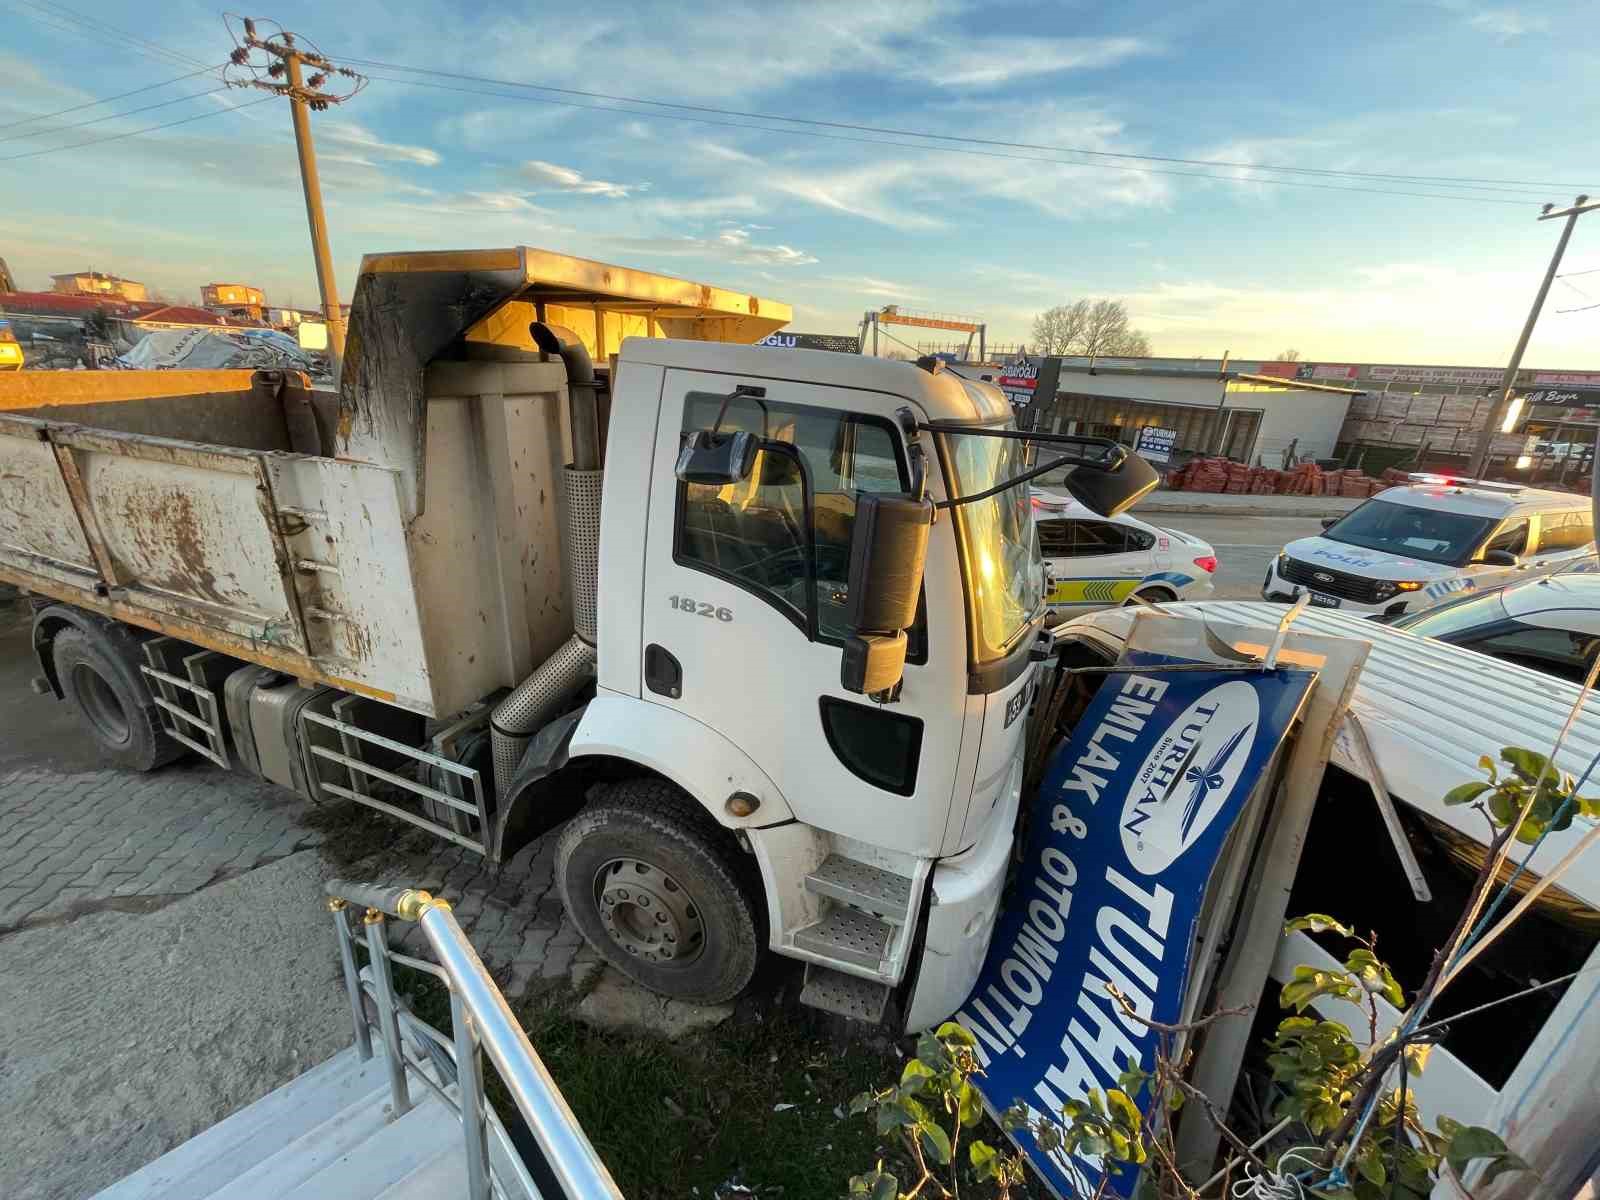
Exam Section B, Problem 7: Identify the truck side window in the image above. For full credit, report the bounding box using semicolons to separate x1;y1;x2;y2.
675;392;914;647
677;443;812;630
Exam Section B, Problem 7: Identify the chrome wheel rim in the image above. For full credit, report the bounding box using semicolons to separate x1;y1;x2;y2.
593;858;706;967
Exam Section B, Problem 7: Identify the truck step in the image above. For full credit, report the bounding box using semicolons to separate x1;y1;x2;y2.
804;855;914;925
794;907;892;971
800;963;892;1023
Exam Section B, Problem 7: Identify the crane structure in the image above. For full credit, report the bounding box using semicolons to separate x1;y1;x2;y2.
859;305;986;362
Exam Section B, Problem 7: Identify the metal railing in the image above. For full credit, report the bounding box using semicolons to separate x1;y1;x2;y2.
325;879;623;1200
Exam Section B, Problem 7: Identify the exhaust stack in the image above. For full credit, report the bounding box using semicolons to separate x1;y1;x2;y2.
490;326;603;794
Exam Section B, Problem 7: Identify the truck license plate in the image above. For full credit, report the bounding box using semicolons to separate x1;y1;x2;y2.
1306;591;1341;609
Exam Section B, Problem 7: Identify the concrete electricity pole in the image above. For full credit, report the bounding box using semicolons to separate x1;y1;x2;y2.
225;18;366;381
1468;194;1598;479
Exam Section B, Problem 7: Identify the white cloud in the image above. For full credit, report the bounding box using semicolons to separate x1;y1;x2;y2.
613;225;818;267
465;2;1147;104
907;35;1153;88
821;274;917;298
320;121;441;166
1465;7;1548;36
520;159;645;198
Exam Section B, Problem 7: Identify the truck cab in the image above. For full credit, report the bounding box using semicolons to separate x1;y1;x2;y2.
550;340;1048;1023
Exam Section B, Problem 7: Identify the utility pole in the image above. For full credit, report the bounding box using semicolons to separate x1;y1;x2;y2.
1468;194;1598;479
225;18;366;382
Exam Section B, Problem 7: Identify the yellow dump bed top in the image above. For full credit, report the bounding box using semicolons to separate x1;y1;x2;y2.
360;246;792;360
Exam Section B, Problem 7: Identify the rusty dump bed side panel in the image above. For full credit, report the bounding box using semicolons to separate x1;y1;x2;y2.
0;410;433;711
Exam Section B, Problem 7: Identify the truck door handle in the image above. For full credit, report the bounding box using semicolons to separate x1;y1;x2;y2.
644;644;682;699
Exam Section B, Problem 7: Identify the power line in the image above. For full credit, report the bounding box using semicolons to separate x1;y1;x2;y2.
16;0;208;70
1556;301;1600;314
344;54;1593;196
361;70;1533;208
0;86;232;145
0;96;272;163
0;63;219;132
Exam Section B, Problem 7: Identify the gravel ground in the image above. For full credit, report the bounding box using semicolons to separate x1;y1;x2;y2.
0;850;350;1200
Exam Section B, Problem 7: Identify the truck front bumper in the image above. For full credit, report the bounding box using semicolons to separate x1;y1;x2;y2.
902;759;1021;1032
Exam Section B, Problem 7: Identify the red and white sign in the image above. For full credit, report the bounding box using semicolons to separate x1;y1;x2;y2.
1369;365;1503;385
1532;372;1600;386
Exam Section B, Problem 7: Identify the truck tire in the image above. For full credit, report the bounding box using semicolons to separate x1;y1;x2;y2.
51;626;181;772
556;778;762;1004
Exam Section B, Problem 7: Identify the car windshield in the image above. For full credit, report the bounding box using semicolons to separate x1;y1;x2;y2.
1321;498;1495;566
939;429;1044;663
1392;588;1506;636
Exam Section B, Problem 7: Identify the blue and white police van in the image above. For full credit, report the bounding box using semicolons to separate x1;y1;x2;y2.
1262;474;1595;618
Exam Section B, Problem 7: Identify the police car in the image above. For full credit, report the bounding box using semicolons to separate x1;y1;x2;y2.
1262;474;1595;618
1033;489;1217;609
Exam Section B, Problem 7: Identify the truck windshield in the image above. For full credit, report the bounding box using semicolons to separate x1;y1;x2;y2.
1321;498;1495;566
939;429;1044;662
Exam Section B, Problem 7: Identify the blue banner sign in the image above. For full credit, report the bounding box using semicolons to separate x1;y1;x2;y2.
958;658;1314;1198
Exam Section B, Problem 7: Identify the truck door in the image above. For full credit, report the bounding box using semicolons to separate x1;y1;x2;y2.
640;372;969;858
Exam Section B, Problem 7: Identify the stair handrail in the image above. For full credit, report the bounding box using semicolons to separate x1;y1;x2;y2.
325;878;623;1200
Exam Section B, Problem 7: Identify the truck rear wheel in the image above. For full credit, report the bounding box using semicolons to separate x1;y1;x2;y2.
556;778;762;1004
51;626;180;772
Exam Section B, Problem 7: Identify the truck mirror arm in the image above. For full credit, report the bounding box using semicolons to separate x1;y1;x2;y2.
915;422;1128;512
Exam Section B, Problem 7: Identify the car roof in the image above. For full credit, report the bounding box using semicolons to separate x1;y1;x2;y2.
1031;488;1152;531
1498;571;1600;631
1375;482;1587;518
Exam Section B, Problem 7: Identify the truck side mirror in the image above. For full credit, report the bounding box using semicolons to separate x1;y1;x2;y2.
675;430;758;485
840;492;933;695
1061;451;1158;518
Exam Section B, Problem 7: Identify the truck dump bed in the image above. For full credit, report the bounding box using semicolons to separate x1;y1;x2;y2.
0;247;791;717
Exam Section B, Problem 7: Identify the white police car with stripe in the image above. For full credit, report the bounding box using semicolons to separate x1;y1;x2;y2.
1033;489;1217;611
1262;474;1594;618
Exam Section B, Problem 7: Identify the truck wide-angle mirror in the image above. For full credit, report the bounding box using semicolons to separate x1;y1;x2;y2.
840;492;933;695
675;429;758;485
1059;450;1159;519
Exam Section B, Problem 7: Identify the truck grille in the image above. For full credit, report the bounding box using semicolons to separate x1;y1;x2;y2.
1279;556;1387;604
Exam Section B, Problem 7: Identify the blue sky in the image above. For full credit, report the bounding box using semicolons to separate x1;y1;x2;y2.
3;0;1597;364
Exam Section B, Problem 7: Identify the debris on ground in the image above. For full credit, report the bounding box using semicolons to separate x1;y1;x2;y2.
114;326;330;379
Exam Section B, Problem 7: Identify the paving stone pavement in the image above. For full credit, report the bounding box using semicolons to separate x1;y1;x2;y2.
0;755;591;1000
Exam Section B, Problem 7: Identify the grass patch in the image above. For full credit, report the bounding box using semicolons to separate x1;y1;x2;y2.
517;993;902;1199
382;961;922;1199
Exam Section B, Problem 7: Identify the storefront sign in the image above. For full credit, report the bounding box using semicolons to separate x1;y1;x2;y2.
1368;365;1503;386
1532;372;1600;387
958;658;1314;1199
1517;386;1600;409
1134;426;1177;463
753;331;860;353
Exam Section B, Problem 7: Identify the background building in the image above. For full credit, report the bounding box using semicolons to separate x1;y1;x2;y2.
201;282;266;321
49;271;147;301
950;354;1599;478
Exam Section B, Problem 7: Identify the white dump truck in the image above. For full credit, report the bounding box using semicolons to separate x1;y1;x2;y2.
0;246;1155;1026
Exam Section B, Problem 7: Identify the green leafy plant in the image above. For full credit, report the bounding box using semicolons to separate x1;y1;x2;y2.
848;1022;1028;1199
1442;747;1599;843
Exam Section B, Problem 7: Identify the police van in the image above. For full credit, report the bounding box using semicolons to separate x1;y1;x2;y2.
1261;474;1595;617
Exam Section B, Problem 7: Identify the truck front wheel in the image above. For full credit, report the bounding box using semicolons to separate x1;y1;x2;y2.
556;778;762;1004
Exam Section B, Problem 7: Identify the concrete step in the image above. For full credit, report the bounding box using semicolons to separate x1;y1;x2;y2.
804;855;913;925
794;906;892;971
91;1046;388;1200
